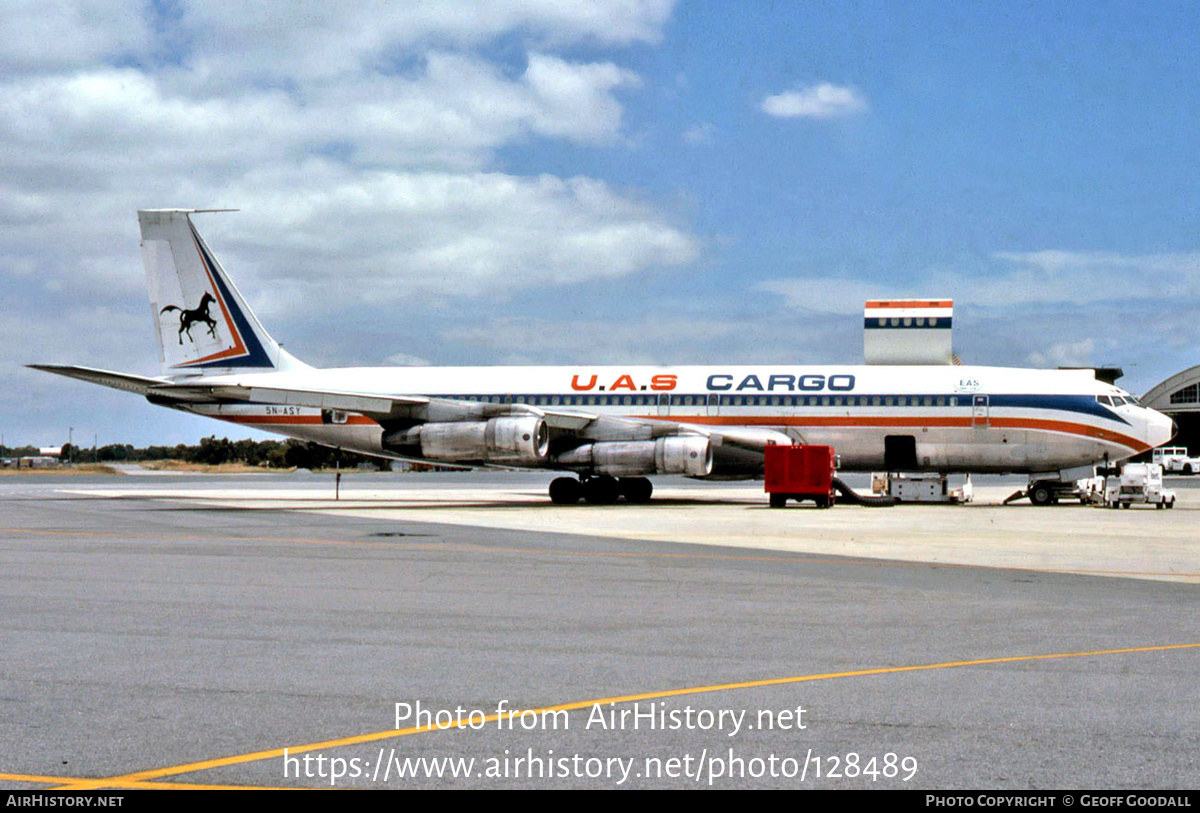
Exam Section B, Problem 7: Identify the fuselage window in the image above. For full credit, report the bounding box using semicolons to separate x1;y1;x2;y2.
897;396;907;406
949;396;958;407
872;397;881;407
923;396;933;406
885;397;895;406
936;396;945;406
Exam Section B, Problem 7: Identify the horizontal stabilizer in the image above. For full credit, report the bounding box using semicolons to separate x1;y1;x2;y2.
27;365;166;396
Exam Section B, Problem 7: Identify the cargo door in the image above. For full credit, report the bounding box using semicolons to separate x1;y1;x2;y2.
971;394;990;428
884;435;918;471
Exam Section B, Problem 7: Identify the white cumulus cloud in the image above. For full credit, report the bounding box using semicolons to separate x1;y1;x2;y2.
760;83;868;119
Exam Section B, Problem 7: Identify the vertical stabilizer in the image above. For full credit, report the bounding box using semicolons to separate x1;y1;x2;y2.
139;209;304;376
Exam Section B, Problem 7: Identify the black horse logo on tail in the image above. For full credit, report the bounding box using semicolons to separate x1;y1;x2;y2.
160;292;220;345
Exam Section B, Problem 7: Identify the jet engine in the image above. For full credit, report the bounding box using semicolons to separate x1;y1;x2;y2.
384;416;549;464
554;436;713;477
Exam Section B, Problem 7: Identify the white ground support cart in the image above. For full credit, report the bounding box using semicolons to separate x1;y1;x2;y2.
871;473;973;503
1151;446;1200;475
1105;463;1177;509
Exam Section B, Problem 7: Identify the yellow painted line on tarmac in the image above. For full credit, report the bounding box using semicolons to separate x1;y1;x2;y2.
0;772;83;784
0;772;289;791
48;641;1200;790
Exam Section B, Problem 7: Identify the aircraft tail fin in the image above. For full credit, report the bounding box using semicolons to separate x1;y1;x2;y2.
138;209;307;376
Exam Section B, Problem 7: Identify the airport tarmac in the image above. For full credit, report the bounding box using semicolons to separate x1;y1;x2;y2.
2;471;1199;789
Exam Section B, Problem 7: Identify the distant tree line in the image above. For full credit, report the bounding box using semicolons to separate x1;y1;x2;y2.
2;437;391;470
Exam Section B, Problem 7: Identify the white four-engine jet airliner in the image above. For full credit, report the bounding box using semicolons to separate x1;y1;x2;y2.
32;210;1175;505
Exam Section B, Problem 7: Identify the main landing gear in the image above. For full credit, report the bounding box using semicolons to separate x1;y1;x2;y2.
549;475;653;505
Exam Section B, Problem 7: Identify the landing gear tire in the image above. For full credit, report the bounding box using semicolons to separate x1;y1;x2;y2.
549;477;582;505
582;475;620;505
1029;483;1055;506
619;477;653;503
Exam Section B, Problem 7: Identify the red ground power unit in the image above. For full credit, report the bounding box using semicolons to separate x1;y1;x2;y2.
764;444;836;508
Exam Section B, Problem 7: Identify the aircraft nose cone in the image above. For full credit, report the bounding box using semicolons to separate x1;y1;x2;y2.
1150;410;1178;448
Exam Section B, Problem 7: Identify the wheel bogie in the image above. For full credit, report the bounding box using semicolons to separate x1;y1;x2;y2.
550;475;655;505
582;475;620;505
619;477;654;504
549;476;581;505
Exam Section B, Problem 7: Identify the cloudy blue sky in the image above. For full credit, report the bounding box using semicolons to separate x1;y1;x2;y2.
4;0;1200;448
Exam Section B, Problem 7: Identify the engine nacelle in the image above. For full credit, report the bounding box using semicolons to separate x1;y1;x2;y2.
554;436;713;477
385;416;549;464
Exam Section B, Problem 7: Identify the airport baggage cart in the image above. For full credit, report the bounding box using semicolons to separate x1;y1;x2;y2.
764;444;836;508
